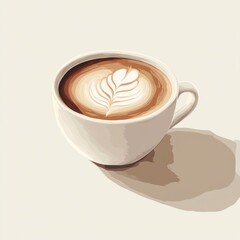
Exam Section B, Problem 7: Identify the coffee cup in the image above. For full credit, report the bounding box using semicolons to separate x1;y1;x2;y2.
53;51;198;165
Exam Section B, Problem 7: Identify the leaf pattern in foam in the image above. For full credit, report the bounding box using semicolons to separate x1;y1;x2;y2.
90;68;141;116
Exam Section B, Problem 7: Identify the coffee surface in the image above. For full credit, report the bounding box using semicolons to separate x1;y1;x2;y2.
59;58;172;120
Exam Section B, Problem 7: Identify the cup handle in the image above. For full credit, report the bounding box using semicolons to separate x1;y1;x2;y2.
170;82;199;128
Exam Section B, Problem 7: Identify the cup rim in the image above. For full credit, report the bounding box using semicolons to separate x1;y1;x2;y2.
53;50;179;124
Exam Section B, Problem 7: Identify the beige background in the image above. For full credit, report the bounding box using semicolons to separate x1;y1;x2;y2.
1;0;240;239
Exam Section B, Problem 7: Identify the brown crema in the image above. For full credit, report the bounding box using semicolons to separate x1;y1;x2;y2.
59;58;172;120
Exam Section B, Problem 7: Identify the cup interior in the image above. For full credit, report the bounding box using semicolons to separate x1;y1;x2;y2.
53;50;179;124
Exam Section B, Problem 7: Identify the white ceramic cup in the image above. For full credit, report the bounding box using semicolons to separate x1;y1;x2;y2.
53;51;198;165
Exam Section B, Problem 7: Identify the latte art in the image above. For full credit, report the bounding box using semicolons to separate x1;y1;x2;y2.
59;58;172;120
90;68;140;116
83;68;154;117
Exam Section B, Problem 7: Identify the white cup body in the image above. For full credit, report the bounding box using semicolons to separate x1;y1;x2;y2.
53;51;179;165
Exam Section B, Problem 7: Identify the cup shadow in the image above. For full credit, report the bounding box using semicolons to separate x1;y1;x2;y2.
96;128;240;212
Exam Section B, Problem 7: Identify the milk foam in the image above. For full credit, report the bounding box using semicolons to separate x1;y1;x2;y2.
72;68;155;117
